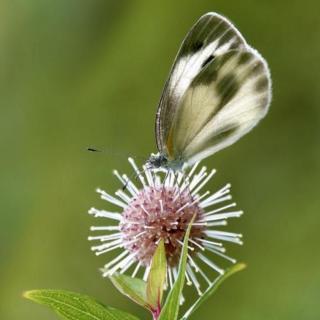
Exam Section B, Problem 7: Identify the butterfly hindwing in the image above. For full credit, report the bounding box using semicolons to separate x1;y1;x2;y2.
170;48;271;165
156;12;249;158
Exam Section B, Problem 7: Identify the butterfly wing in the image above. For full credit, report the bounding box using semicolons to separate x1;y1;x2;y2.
173;48;271;165
156;13;271;165
156;12;248;158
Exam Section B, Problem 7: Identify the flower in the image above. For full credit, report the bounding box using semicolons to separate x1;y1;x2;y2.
88;157;243;297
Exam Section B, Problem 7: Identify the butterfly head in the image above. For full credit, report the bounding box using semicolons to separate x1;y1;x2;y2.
147;153;185;171
147;153;168;169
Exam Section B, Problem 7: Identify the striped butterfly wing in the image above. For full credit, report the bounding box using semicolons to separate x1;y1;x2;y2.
156;12;248;159
170;48;271;165
157;14;271;164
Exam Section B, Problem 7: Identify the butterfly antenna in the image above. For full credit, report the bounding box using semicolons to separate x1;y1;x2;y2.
87;146;147;161
87;147;102;152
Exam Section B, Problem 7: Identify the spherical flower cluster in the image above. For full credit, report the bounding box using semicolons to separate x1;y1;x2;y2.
88;157;243;296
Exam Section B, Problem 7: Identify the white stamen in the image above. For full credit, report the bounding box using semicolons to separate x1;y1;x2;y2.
203;211;243;221
104;253;137;277
197;253;224;274
172;267;185;305
185;268;192;286
189;191;210;206
88;232;121;242
177;239;194;251
205;230;243;244
154;175;161;187
113;170;126;187
217;183;231;195
95;243;122;255
169;171;175;187
96;189;127;208
179;176;191;193
144;225;156;229
167;266;173;290
89;225;119;231
200;183;231;207
187;162;200;179
195;237;223;247
192;169;216;196
205;220;228;227
120;257;136;274
192;222;208;226
128;157;146;187
188;255;211;285
172;192;181;203
159;200;163;213
140;204;151;216
187;254;199;272
143;264;151;281
186;264;202;295
134;230;147;239
205;245;237;263
103;250;128;269
175;171;185;187
122;220;143;225
203;203;237;216
164;172;171;188
132;261;142;278
115;190;132;204
143;165;154;187
189;238;205;251
176;202;190;213
189;167;207;190
91;238;122;251
88;208;122;221
122;174;139;195
207;229;242;238
204;243;226;253
201;195;232;208
123;237;142;247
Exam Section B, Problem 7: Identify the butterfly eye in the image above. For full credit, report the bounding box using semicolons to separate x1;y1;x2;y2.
201;54;215;68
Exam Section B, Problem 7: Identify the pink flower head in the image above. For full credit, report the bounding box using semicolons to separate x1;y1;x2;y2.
89;157;243;296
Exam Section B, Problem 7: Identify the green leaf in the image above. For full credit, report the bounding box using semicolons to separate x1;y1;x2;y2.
147;239;167;310
24;289;139;320
110;273;149;310
158;216;195;320
180;263;246;319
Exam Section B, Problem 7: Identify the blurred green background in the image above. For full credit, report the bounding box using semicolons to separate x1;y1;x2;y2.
1;0;319;319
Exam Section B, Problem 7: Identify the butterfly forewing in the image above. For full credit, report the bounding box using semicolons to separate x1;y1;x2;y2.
156;12;249;158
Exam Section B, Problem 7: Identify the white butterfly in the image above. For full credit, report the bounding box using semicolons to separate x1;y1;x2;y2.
148;12;272;170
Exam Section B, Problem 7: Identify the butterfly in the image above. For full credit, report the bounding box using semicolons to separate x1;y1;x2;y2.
148;12;271;170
